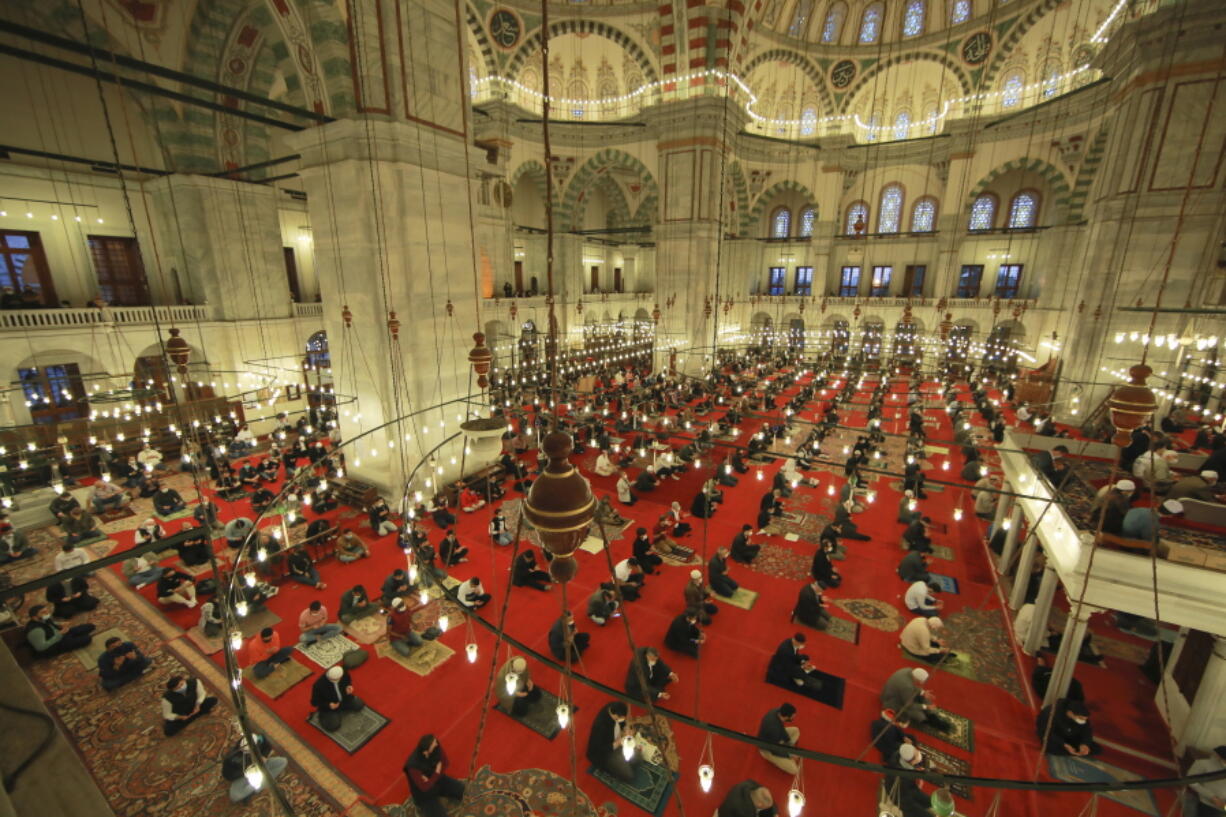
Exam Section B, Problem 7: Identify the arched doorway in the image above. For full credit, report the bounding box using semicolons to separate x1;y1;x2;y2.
303;331;334;407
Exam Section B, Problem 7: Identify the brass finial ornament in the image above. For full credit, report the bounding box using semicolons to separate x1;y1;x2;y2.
342;305;353;328
1107;364;1157;446
164;327;191;375
468;332;493;389
387;311;401;341
523;431;594;583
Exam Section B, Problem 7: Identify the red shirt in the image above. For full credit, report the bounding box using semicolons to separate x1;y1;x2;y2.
246;632;283;665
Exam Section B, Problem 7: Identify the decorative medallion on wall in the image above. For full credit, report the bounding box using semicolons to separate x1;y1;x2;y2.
961;32;992;65
489;8;522;50
830;59;857;89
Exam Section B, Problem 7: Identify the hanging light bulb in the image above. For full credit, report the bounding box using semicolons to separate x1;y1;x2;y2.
407;564;419;583
954;507;964;521
556;703;570;729
698;764;715;793
437;614;449;632
504;671;519;695
229;630;244;650
419;588;430;605
621;734;636;761
787;789;805;817
466;643;478;663
244;571;256;587
244;765;265;791
235;600;250;617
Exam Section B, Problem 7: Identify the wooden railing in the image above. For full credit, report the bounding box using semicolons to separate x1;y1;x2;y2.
0;304;210;330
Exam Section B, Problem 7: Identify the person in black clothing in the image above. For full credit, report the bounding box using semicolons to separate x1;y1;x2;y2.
403;734;466;817
903;516;933;552
756;703;801;773
810;540;841;588
868;709;913;764
625;646;677;702
153;482;187;516
765;633;824;696
663;610;704;657
792;581;829;629
1036;698;1100;756
250;487;275;515
1031;445;1070;486
586;701;641;782
717;780;776;817
1119;426;1152;472
729;524;760;563
1031;654;1084;702
46;576;100;618
548;610;589;661
177;523;213;566
897;551;931;584
193;500;221;529
311;666;365;731
237;461;260;488
708;547;739;597
631;528;663;574
438;530;469;565
512;550;551;591
381;569;415;607
162;674;219;736
756;489;783;530
633;467;659;493
730;450;749;474
98;636;151;690
369;498;397;535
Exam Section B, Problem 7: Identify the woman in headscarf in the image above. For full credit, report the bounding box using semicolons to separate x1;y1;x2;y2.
403;734;465;817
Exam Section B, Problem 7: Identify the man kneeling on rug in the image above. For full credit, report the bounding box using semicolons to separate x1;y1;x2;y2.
880;667;952;732
899;617;957;663
404;734;465;817
311;665;365;731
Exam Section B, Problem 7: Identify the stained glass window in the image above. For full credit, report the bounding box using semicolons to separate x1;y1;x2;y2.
950;0;971;24
902;0;925;37
924;106;940;134
865;113;881;142
911;198;936;232
859;3;883;43
1042;63;1061;98
788;0;814;36
822;3;846;42
800;108;817;136
893;111;911;141
772;207;792;238
1008;192;1038;228
1002;72;1024;108
845;202;869;235
969;194;996;230
799;207;816;237
878;184;903;233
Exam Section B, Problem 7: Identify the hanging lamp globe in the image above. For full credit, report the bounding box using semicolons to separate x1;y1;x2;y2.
164;327;191;375
523;431;594;583
1107;363;1157;446
468;332;493;388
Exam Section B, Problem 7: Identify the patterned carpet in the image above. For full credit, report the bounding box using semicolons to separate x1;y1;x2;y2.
386;765;605;817
916;741;972;800
746;543;812;581
942;608;1027;703
832;597;904;632
22;585;343;817
765;509;832;542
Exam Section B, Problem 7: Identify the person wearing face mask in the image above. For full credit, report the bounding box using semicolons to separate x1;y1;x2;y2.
1036;698;1100;756
625;646;677;702
161;674;219;735
586;700;642;783
25;604;95;656
403;734;465;817
134;518;167;548
310;665;365;731
152;481;187;517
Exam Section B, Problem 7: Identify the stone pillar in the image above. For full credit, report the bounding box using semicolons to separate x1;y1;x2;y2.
1024;564;1060;655
1176;637;1226;754
1009;533;1041;611
992;491;1012;534
145;175;290;321
997;504;1024;572
1043;605;1092;708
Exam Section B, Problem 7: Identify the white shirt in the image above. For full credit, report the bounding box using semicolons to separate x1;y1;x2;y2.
616;477;632;503
137;448;163;467
614;559;635;582
1132;452;1171;483
1016;406;1032;422
594;453;616;476
900;617;939;655
236;428;255;442
458;581;485;607
904;581;935;611
54;549;90;572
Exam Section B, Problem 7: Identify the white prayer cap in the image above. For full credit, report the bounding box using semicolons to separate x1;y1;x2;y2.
391;597;406;611
690;570;703;580
326;666;344;681
1115;479;1136;492
911;668;930;683
1162;499;1184;514
899;744;922;764
510;656;527;672
904;489;914;497
928;617;943;629
1202;470;1219;481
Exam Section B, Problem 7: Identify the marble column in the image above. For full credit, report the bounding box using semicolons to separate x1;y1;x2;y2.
1043;605;1092;708
1175;637;1226;754
1024;564;1060;655
1009;533;1041;611
997;504;1024;572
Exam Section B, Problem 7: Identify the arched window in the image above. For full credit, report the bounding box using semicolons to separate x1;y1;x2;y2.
800;107;818;136
893;111;911;141
969;193;997;230
822;2;846;42
910;197;937;232
923;105;940;134
1001;71;1024;108
902;0;926;37
1041;61;1061;98
789;0;814;36
1007;191;1039;228
799;207;817;237
878;184;904;233
845;201;869;235
865;112;881;142
859;2;883;43
950;0;971;24
771;207;792;238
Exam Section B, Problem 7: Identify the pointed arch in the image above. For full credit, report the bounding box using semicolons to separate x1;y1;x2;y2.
839;53;973;114
966;158;1072;224
505;20;660;91
569;174;635;231
725;162;752;235
740;50;835;113
1067;127;1109;222
746;180;819;235
558;150;660;232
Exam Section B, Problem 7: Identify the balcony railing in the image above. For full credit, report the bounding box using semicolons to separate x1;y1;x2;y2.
0;304;210;330
292;302;325;318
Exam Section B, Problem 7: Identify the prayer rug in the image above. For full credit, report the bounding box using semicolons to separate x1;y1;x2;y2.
591;519;632;543
889;481;946;493
588;761;675;817
803;615;859;645
916;742;972;800
659;547;701;567
72;533;109;548
493;688;571;739
295;634;359;669
765;510;831;542
578;536;605;554
243;656;312;698
714;586;758;610
500;498;545;549
1047;756;1158;816
86;539;119;559
376;639;455;676
427;575;463;601
218;488;249;502
929;573;959;594
344;614;387;645
74;627;128;671
238;608;282;639
767;669;845;709
930;545;955;561
832;598;904;632
913;707;974;752
154;508;194;523
943;608;1026;703
627;714;681;772
748;543;811;581
96;505;137;524
385;765;601;817
900;646;978;682
184;625;223;655
307;705;390;754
